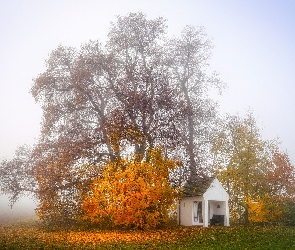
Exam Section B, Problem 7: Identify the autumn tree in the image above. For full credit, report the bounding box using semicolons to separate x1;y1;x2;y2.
212;113;272;224
212;112;295;224
0;13;221;224
246;150;295;224
266;150;295;199
83;148;178;229
264;150;295;224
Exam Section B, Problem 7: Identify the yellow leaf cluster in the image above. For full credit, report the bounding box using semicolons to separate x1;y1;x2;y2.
246;196;282;223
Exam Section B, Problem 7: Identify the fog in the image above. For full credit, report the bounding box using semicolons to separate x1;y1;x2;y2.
0;195;37;225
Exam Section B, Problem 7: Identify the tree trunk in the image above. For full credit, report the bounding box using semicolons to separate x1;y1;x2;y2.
181;80;198;180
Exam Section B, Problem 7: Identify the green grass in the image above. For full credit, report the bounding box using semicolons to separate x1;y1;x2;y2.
0;223;295;249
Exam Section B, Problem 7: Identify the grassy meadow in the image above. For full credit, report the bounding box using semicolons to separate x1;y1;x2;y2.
0;220;295;249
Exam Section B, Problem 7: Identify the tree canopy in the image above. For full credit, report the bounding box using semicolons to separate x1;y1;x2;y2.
31;12;219;174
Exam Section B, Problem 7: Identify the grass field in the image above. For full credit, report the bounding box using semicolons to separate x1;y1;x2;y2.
0;221;295;249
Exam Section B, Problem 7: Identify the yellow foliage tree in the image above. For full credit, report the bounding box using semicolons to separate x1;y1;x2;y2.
83;148;179;229
212;113;270;224
212;113;295;225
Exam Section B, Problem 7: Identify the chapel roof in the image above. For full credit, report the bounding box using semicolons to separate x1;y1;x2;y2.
182;175;215;197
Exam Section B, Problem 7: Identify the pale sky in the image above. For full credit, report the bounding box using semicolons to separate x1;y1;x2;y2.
1;0;295;165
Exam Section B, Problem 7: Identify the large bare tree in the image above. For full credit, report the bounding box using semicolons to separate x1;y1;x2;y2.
0;13;221;224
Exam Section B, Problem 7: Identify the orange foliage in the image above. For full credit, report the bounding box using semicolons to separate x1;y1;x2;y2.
267;150;295;198
83;148;179;229
247;195;283;223
247;197;268;223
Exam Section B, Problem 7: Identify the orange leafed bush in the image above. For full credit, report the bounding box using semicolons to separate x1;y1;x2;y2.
83;148;179;229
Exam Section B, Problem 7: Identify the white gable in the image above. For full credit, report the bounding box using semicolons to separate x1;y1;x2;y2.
203;178;229;201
